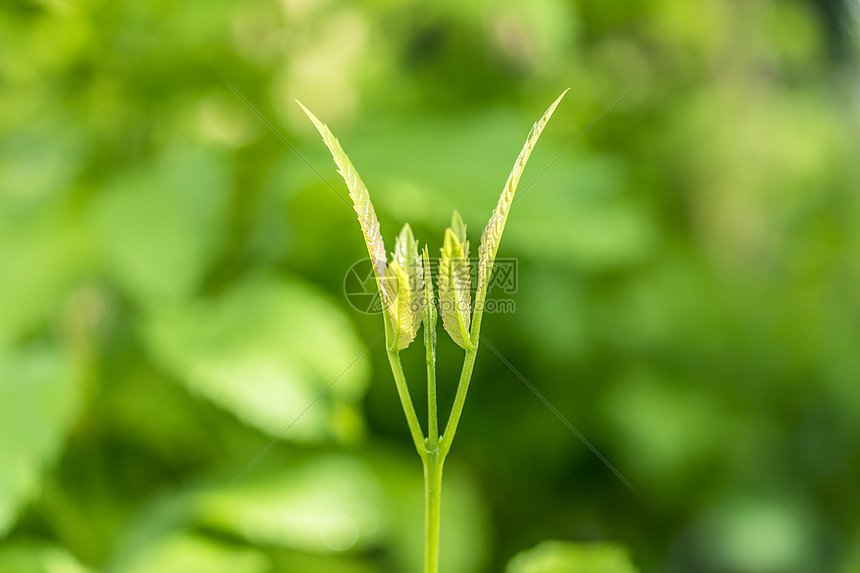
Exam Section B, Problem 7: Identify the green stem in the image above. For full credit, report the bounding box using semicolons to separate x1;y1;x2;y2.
426;315;439;448
440;346;478;456
439;273;490;455
423;449;444;573
386;349;427;455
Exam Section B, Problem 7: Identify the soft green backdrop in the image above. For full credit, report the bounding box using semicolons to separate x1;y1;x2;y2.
1;0;859;571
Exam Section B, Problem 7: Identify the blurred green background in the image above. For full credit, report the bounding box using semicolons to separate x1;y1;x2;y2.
2;0;860;571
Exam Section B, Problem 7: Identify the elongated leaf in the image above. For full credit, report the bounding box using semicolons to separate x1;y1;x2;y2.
438;211;472;349
476;91;567;299
296;101;392;313
386;260;419;350
393;224;424;337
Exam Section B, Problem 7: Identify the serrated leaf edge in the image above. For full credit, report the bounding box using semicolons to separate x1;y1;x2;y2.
296;101;393;316
476;90;568;301
438;226;473;350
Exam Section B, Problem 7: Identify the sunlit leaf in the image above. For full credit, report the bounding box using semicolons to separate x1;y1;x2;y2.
393;223;425;334
0;210;93;345
383;224;425;350
385;261;418;351
0;345;81;536
437;211;472;349
296;101;391;316
0;117;89;205
143;275;370;443
506;541;639;573
90;143;231;307
114;534;269;573
476;91;567;303
198;455;386;554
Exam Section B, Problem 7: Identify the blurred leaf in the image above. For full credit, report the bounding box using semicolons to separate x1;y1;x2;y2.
0;210;93;344
604;368;738;485
267;549;377;573
91;143;231;306
198;455;385;554
2;0;859;570
693;497;816;573
506;541;639;573
0;117;89;205
115;534;269;573
507;185;656;271
0;542;92;573
0;345;81;536
143;275;369;442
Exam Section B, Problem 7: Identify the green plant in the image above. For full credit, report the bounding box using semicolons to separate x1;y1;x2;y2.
299;91;567;573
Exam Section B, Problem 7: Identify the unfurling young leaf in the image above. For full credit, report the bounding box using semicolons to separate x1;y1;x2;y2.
476;90;568;305
296;101;391;310
438;210;473;350
298;94;570;571
386;224;424;350
394;224;425;332
385;260;419;350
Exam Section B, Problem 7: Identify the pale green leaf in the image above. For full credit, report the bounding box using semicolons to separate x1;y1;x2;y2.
143;275;369;443
296;101;391;312
393;224;424;340
90;144;232;307
476;91;567;301
0;210;93;345
437;211;472;349
0;346;81;536
450;210;467;244
506;540;639;573
115;534;269;573
114;534;272;573
198;455;386;554
385;260;418;351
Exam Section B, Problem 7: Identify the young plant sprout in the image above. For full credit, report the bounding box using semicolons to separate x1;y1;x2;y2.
298;91;567;573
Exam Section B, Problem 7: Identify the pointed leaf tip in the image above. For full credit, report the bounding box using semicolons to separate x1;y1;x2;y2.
476;92;566;304
392;223;424;348
299;103;391;320
438;220;473;350
450;210;467;244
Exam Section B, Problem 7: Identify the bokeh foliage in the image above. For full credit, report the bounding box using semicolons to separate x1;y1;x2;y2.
1;0;859;571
